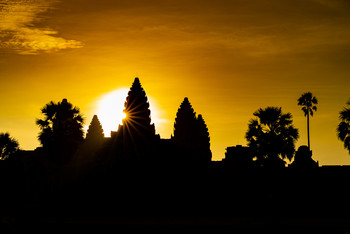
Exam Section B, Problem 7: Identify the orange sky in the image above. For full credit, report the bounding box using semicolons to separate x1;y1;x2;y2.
1;0;350;164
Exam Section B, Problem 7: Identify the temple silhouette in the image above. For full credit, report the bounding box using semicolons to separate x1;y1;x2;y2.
1;77;350;232
11;77;320;171
75;77;213;171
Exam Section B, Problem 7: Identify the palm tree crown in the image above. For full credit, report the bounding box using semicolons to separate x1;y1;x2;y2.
0;133;19;160
337;99;350;154
298;92;318;117
245;106;299;167
36;98;84;162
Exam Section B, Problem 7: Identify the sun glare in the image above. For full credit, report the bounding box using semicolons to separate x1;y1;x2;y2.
95;88;160;137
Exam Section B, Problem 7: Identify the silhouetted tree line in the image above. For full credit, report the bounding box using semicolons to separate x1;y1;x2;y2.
3;78;350;173
4;78;350;231
27;79;319;174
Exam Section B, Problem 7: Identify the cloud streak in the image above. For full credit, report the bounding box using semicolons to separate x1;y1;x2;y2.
0;0;82;54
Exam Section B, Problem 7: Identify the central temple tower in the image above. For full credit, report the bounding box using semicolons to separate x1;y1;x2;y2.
114;78;157;160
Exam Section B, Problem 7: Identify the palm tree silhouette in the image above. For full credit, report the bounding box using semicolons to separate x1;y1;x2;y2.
297;92;318;150
36;98;84;163
245;107;299;167
0;133;19;160
337;99;350;154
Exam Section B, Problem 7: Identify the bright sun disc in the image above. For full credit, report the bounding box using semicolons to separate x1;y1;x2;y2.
95;88;159;137
96;88;129;137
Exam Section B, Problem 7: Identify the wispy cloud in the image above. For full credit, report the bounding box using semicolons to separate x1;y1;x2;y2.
0;0;82;54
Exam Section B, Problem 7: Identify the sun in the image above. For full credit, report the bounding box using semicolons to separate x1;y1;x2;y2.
95;88;160;137
95;88;129;137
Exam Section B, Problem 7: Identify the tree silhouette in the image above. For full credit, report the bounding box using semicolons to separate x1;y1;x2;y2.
337;99;350;154
36;98;84;163
0;133;19;160
85;115;104;143
297;92;318;150
245;107;299;167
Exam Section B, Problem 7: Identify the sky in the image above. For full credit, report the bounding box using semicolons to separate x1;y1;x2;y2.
1;0;350;165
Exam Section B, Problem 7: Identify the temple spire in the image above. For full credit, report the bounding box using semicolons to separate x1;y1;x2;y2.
122;77;155;136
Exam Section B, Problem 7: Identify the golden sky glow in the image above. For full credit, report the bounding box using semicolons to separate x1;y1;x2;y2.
1;0;350;164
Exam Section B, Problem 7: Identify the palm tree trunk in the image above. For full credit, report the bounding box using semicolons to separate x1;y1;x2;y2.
307;112;310;150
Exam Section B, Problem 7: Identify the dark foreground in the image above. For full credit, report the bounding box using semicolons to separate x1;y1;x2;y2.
2;161;350;233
